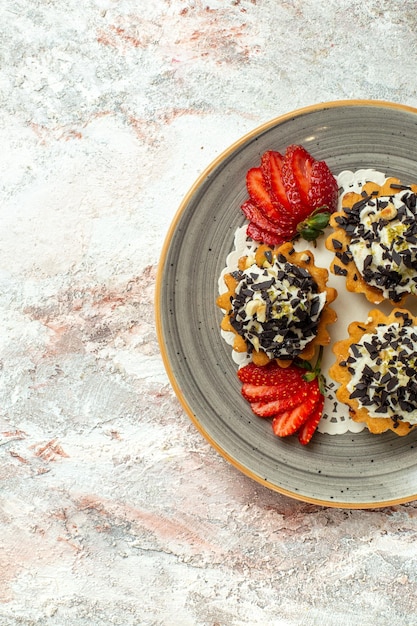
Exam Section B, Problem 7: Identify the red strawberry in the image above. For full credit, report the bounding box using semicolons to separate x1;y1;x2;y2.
241;381;302;403
260;151;292;213
298;393;325;445
241;200;275;230
241;200;292;236
237;362;305;386
271;380;320;437
237;349;326;445
242;146;338;247
251;391;307;417
246;221;289;247
246;167;282;223
307;160;338;212
281;145;314;220
282;144;339;220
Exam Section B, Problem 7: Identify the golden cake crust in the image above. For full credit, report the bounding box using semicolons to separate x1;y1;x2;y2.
216;241;337;367
329;308;417;436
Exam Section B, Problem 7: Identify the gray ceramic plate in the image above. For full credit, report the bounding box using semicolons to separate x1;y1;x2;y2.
156;100;417;508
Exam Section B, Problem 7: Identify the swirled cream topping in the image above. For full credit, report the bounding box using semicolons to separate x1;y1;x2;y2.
346;320;417;425
340;189;417;301
229;254;326;360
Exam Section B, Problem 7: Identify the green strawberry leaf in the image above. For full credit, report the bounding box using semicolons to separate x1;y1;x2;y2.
296;346;327;395
296;206;331;244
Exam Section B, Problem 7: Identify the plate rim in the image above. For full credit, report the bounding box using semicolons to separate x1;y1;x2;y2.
155;98;417;509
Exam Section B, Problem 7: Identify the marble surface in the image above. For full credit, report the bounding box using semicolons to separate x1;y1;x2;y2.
3;1;417;624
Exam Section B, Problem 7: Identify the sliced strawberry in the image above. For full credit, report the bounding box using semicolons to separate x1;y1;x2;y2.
237;362;305;386
241;200;287;234
288;145;314;199
261;151;292;213
241;146;338;247
246;221;290;246
246;167;282;223
271;382;321;437
241;381;301;403
238;350;326;445
281;144;339;224
251;390;308;417
298;393;325;445
281;145;313;219
307;160;339;213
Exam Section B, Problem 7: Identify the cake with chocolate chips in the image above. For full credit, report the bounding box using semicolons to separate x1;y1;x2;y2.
329;308;417;436
216;242;337;367
326;177;417;305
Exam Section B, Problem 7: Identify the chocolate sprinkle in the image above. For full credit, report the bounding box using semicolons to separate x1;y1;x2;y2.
347;323;417;423
390;183;412;191
333;265;348;276
229;257;325;360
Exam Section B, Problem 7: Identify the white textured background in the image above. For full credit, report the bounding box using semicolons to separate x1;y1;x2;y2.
2;1;417;624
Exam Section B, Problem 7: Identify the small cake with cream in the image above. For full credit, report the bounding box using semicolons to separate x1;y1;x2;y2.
326;177;417;305
329;308;417;435
216;242;337;367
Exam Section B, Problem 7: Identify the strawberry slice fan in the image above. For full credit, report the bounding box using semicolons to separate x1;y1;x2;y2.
243;145;339;245
238;351;326;445
236;144;339;444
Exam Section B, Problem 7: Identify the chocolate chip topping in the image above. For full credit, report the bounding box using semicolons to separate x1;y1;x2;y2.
347;322;417;423
338;189;417;301
229;258;326;359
